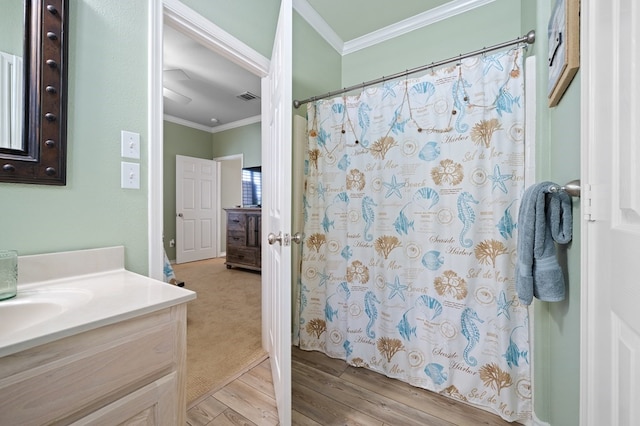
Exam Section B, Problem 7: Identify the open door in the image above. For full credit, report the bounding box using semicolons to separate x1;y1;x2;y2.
582;0;640;423
261;0;292;424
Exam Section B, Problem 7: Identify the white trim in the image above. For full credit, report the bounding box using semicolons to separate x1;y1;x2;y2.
163;114;261;133
163;0;269;78
163;114;214;132
211;115;261;133
292;0;343;53
148;0;164;280
294;0;496;55
344;0;497;54
213;153;244;162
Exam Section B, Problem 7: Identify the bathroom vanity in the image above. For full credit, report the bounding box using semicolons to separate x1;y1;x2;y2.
0;247;196;425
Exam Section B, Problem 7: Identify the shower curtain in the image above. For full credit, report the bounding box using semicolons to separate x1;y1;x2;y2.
296;48;531;421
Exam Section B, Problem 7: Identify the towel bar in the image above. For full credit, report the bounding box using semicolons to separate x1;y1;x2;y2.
548;179;580;197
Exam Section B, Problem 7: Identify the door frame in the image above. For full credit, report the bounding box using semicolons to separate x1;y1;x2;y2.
213;153;244;256
148;0;269;281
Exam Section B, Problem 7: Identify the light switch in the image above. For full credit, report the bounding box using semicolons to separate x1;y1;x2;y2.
121;161;140;189
121;130;140;159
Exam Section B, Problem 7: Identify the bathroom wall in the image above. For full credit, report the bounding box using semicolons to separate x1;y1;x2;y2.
292;11;342;118
341;0;521;86
527;1;582;423
0;0;149;274
163;120;214;261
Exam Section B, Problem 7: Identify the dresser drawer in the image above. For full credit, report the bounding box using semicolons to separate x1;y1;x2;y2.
227;213;245;231
226;247;257;265
227;230;246;246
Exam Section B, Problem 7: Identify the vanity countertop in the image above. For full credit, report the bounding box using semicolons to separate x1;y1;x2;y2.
0;246;196;358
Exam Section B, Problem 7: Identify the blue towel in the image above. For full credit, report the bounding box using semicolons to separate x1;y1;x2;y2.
516;182;572;305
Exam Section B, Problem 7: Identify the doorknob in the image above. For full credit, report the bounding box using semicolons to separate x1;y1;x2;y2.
267;232;283;245
177;213;183;218
291;232;302;244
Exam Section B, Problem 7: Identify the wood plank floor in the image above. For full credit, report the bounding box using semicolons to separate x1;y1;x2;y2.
187;347;513;426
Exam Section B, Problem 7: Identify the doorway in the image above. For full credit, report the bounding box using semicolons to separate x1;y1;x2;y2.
148;0;270;405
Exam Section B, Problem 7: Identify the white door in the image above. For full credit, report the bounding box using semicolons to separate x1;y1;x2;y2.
261;0;292;424
176;155;217;264
582;1;640;424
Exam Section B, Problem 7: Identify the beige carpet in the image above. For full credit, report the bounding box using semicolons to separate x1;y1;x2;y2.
173;257;267;406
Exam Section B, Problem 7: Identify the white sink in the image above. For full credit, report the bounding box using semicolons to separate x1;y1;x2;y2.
0;288;92;336
0;247;195;359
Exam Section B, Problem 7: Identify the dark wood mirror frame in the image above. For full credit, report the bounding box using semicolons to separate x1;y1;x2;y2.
0;0;68;185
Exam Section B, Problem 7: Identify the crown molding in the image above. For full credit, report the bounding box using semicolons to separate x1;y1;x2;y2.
344;0;496;54
295;0;496;56
210;115;261;133
164;114;261;133
164;0;269;77
292;0;344;53
164;114;214;132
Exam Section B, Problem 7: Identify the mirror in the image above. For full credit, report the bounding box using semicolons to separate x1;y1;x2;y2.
0;0;68;185
0;2;24;151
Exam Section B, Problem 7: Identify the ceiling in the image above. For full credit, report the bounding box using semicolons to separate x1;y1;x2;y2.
162;0;487;131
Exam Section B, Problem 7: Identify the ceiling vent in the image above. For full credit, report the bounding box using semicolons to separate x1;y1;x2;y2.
236;91;260;101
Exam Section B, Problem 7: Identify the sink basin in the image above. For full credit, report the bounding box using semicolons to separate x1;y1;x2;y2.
0;288;92;336
0;248;195;359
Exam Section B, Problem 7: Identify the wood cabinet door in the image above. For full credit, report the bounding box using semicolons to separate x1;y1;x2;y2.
70;373;178;425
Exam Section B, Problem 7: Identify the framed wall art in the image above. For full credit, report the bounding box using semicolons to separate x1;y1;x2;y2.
547;0;580;107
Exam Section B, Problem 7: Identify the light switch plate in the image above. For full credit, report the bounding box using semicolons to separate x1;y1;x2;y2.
121;130;140;159
121;162;140;189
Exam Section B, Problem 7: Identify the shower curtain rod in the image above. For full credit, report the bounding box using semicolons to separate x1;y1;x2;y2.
293;30;536;109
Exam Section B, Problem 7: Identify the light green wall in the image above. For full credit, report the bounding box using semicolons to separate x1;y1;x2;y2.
0;0;149;274
529;1;581;423
175;0;280;59
0;1;23;55
211;122;261;167
341;0;521;85
524;1;581;423
163;121;214;261
292;11;342;118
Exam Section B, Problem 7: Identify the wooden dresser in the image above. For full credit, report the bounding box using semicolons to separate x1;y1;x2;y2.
224;208;261;271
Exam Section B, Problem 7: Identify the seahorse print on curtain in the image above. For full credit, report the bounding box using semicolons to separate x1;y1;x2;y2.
297;48;531;422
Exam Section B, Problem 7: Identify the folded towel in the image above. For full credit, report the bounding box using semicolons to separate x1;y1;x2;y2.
516;182;572;305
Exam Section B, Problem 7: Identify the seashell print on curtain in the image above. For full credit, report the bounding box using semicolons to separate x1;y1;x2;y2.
297;47;531;422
